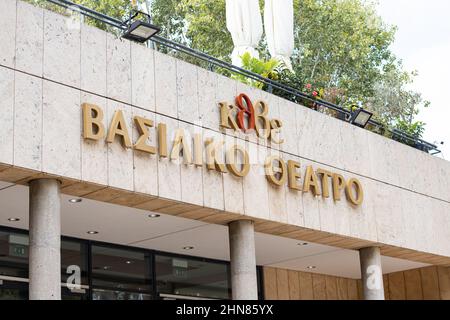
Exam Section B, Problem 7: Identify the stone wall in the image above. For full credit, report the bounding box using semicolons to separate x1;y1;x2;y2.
0;0;449;262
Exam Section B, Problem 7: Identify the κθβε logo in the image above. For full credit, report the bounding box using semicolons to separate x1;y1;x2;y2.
219;93;283;144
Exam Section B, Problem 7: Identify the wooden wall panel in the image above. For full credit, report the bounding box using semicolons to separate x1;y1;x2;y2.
263;266;449;300
383;274;389;300
336;278;348;300
276;268;290;300
298;271;314;300
404;269;423;300
288;270;300;300
347;279;359;300
312;274;327;300
357;279;363;300
263;267;278;300
388;272;406;300
420;266;440;300
325;276;338;300
437;267;450;300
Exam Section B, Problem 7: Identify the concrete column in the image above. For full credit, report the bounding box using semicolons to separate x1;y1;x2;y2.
228;220;258;300
29;179;61;300
359;247;385;300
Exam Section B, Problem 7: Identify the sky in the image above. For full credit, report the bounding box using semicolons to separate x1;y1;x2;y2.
376;0;450;159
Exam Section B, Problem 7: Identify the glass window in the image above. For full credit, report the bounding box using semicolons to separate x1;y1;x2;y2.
61;239;89;286
62;286;89;300
155;255;230;300
0;281;28;300
91;244;152;298
61;239;89;297
0;231;29;278
92;288;152;300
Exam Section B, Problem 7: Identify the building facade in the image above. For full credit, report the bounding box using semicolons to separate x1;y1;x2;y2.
0;0;449;300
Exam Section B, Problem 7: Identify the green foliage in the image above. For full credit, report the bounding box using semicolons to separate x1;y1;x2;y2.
27;0;430;141
232;53;281;89
395;120;426;139
151;0;234;63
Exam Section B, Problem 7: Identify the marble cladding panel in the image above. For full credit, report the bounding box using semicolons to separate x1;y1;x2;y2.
16;0;44;76
0;67;14;165
177;60;199;124
14;72;42;171
131;107;158;196
266;149;288;223
348;175;377;242
418;151;448;203
179;121;203;206
262;92;281;151
156;114;181;200
202;128;225;211
106;100;134;190
106;34;131;104
154;51;177;118
299;158;321;231
283;153;305;228
315;163;338;235
297;106;344;167
80;92;108;185
242;140;270;220
0;0;16;68
198;68;218;129
222;134;245;214
43;9;80;88
367;132;401;187
81;24;107;96
216;74;238;138
278;99;299;155
42;80;81;179
373;182;407;248
131;43;155;111
338;124;371;177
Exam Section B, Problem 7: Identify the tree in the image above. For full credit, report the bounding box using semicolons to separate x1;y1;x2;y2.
26;0;429;138
149;0;428;135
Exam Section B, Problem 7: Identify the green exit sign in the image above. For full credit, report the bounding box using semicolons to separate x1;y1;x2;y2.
9;245;27;258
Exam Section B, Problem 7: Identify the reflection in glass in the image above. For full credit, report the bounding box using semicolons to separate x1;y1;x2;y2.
92;289;151;300
0;281;28;300
91;245;152;297
155;255;230;299
0;231;29;278
61;240;89;287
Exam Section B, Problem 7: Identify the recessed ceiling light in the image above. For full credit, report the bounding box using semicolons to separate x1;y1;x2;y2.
125;260;132;264
103;266;111;270
183;246;194;250
298;242;308;246
87;231;99;235
8;218;20;222
307;266;316;270
148;213;160;218
69;198;82;203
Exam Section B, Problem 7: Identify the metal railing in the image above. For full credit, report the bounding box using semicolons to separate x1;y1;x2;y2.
45;0;441;155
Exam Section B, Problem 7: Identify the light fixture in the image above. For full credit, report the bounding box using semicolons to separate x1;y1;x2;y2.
8;218;20;222
297;242;308;246
125;260;133;265
307;266;316;270
183;246;194;250
349;108;373;128
87;231;99;235
148;213;160;218
103;266;112;270
122;10;160;43
69;198;82;203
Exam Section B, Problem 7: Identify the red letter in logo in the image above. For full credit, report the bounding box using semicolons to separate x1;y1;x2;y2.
235;94;255;133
